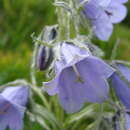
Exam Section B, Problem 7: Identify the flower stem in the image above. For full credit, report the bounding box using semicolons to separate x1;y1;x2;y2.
30;41;39;86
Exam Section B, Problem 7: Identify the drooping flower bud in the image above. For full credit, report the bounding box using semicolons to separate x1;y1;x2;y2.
36;45;54;71
36;25;57;71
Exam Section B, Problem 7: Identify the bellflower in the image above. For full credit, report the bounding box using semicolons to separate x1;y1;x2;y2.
43;42;114;113
111;64;130;109
0;86;29;130
82;0;128;41
111;64;130;130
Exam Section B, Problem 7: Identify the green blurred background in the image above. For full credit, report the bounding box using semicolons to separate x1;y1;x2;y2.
0;0;130;130
0;0;56;85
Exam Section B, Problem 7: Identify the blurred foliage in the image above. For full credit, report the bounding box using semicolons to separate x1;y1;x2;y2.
0;0;56;50
0;0;130;130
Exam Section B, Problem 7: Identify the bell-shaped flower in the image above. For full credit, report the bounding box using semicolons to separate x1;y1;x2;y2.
111;64;130;130
111;64;130;109
82;0;128;41
0;85;29;130
43;42;114;113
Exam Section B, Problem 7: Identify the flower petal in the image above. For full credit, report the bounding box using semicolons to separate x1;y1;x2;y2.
85;56;115;78
117;64;130;82
115;0;128;3
43;77;59;96
76;58;110;103
83;1;102;19
97;0;111;8
111;73;130;109
106;2;127;23
58;67;84;113
0;95;25;130
1;86;29;107
83;0;111;19
92;12;113;41
60;42;90;65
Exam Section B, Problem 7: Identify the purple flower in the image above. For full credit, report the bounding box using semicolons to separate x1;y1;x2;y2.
82;0;128;41
0;86;29;130
111;64;130;129
111;64;130;109
125;114;130;130
43;42;114;113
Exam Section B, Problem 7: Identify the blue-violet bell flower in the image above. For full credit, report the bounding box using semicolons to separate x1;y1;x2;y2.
0;85;29;130
111;63;130;130
82;0;128;41
43;42;114;113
